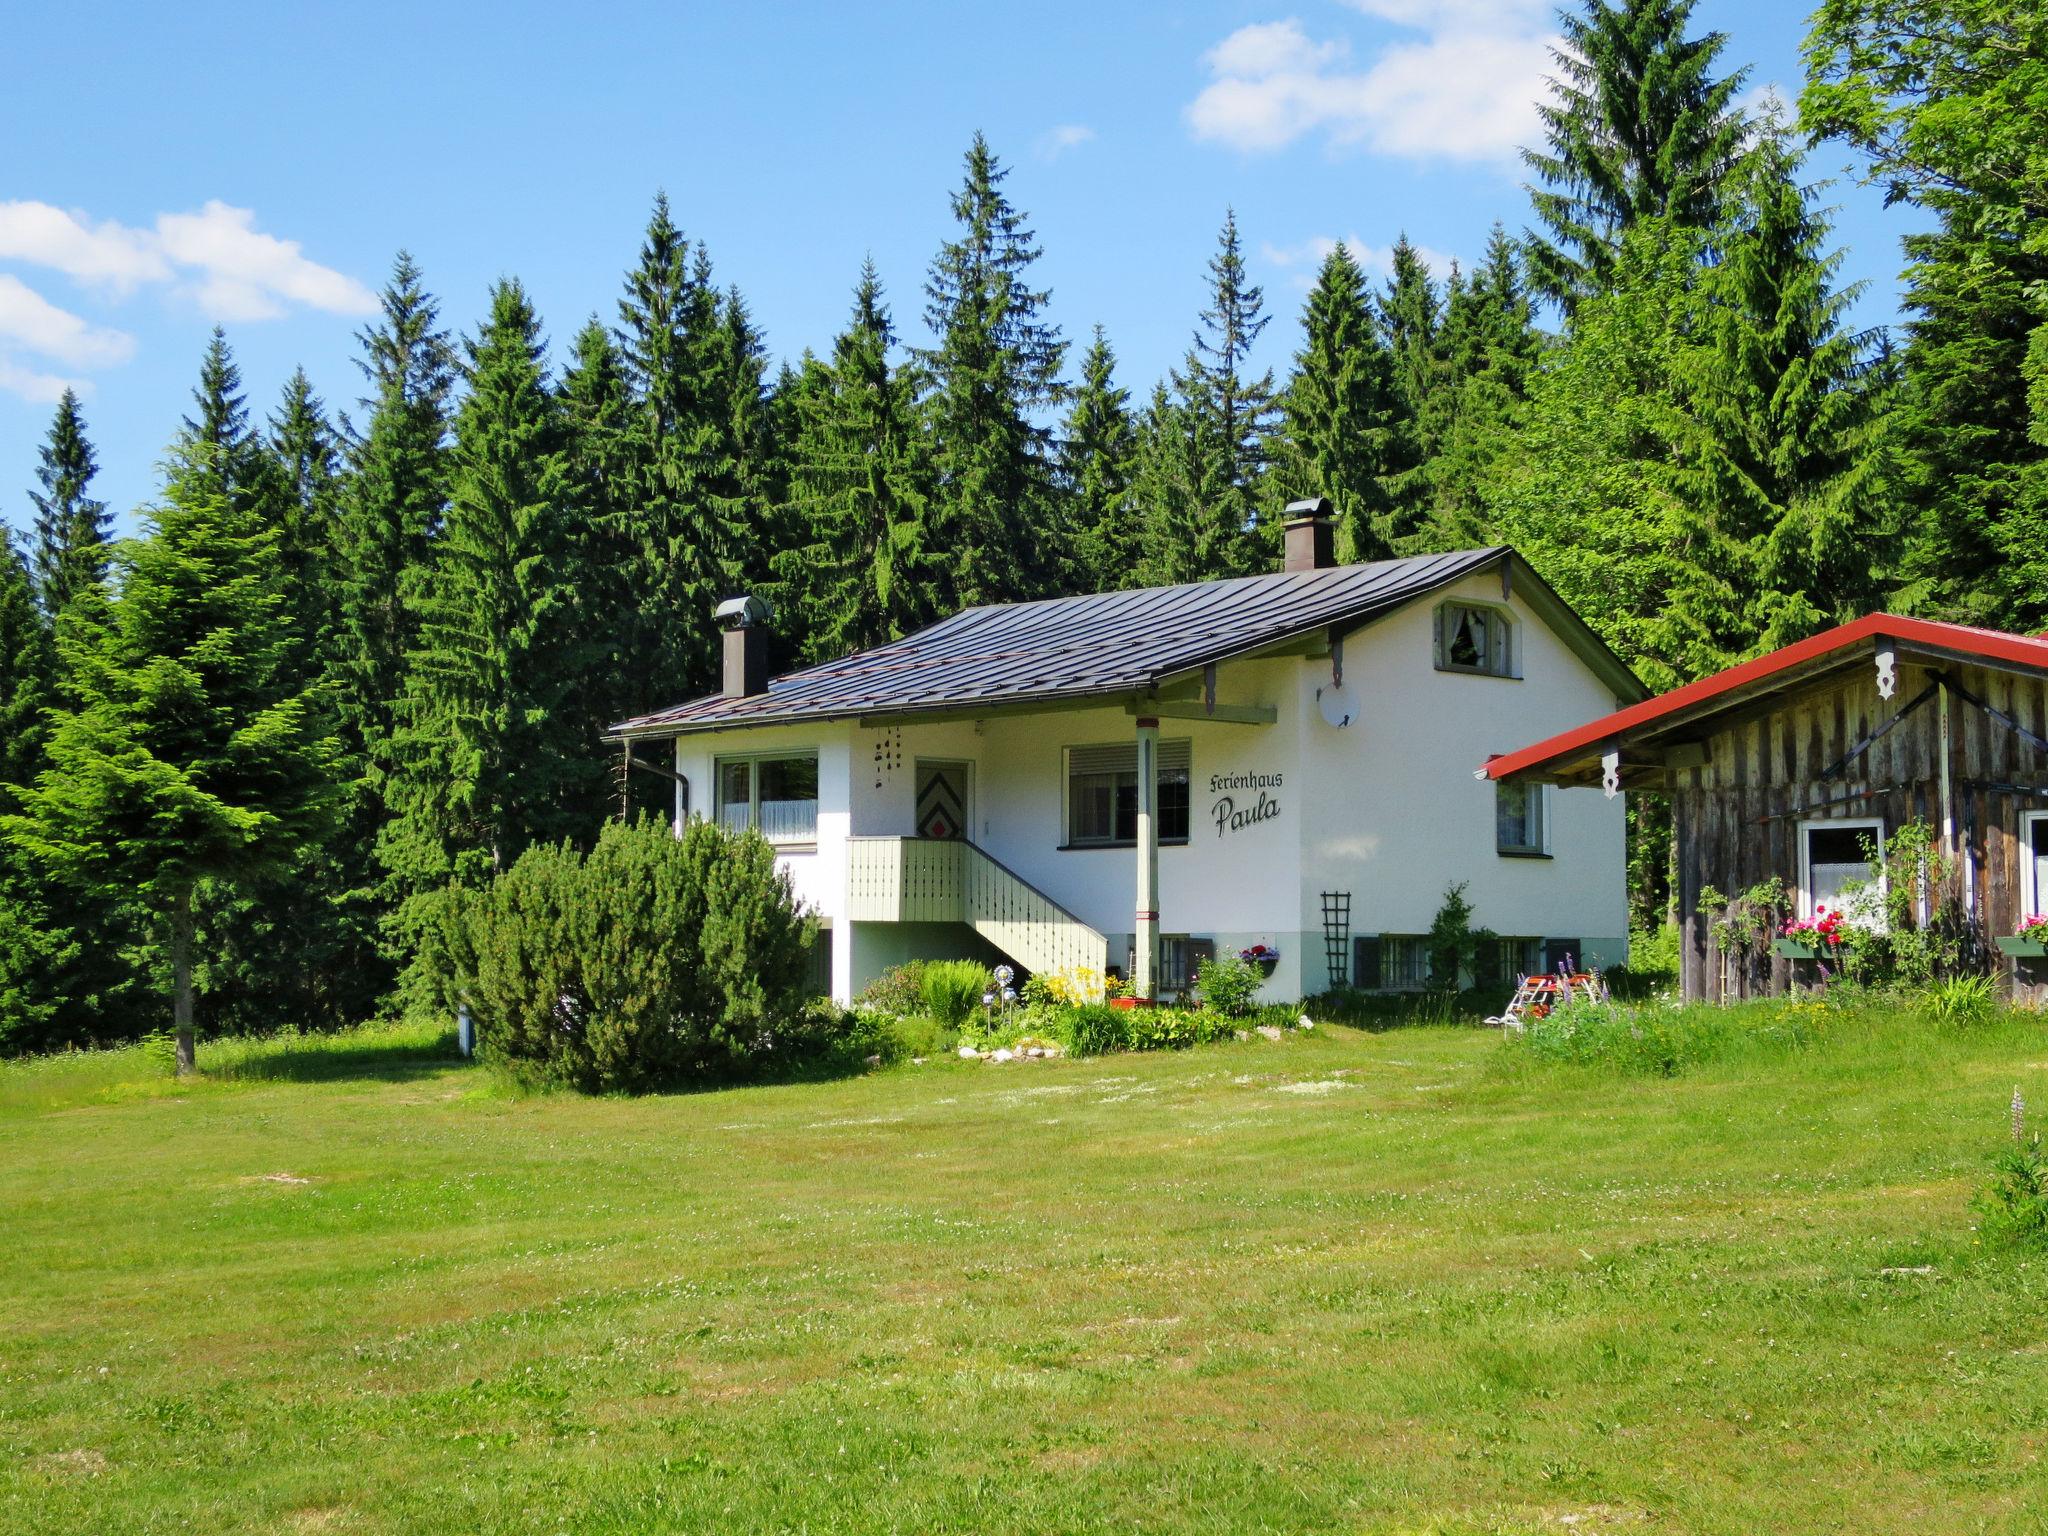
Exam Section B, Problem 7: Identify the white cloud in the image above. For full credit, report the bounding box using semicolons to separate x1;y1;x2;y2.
0;274;135;367
0;198;376;322
1186;9;1559;163
155;201;378;321
1035;123;1097;161
0;356;85;405
0;202;169;292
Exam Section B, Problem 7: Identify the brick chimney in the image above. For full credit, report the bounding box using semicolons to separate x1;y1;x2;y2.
1282;497;1335;572
714;594;772;698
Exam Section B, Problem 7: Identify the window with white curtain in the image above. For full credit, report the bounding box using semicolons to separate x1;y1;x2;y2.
714;753;819;843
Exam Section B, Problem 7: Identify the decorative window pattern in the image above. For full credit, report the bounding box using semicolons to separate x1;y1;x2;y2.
1496;781;1545;855
1435;601;1514;677
1066;740;1191;847
714;752;820;843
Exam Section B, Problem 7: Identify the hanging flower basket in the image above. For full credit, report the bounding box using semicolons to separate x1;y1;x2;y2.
1238;942;1280;976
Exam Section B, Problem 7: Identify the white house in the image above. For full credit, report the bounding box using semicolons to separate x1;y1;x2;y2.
607;502;1646;1004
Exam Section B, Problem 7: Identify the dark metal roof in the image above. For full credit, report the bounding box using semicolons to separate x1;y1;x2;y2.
609;546;1641;739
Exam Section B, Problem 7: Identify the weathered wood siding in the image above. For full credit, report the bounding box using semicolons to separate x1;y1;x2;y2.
1671;660;2048;1003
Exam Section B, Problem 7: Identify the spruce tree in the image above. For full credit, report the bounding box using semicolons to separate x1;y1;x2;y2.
1380;237;1449;545
778;261;935;661
1061;326;1142;589
1160;210;1278;577
1683;123;1894;646
336;253;456;759
1524;0;1749;308
920;133;1066;608
267;369;343;684
27;390;110;621
0;531;64;1049
0;533;51;800
3;450;337;1072
1416;226;1544;549
614;195;727;708
1134;383;1231;587
380;280;595;954
559;316;640;739
174;328;278;512
1271;242;1402;561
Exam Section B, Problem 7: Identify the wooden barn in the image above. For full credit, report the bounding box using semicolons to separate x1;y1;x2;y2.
1484;616;2048;1004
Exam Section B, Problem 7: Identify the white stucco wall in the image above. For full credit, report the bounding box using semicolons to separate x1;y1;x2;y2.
660;575;1630;1003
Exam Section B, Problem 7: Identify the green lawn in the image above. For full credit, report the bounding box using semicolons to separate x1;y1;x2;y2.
4;1012;2046;1534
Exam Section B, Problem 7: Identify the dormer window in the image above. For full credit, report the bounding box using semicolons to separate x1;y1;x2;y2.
1435;601;1514;678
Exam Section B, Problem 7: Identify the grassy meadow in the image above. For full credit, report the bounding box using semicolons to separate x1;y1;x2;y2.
3;1006;2047;1533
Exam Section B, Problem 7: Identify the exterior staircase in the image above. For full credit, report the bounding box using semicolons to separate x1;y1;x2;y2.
844;836;1109;982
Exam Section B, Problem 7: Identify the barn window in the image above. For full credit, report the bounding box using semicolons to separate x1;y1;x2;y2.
2024;812;2048;919
1435;601;1514;677
1797;818;1884;924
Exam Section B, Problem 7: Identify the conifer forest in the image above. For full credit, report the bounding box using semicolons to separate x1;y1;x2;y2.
3;0;2044;1050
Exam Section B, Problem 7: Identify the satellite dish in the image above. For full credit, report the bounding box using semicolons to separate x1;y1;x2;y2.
1317;684;1358;729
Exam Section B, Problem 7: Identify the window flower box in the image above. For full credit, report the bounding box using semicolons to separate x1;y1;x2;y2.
1996;936;2048;958
1773;936;1843;961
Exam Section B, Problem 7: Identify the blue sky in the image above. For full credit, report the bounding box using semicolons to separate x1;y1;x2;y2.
1;1;1914;536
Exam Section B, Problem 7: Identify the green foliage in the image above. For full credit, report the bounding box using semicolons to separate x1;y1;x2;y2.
1524;0;1749;308
855;960;929;1019
1061;326;1142;587
1058;1002;1246;1056
1696;877;1790;997
919;134;1066;608
26;389;111;621
380;279;606;963
1831;818;1976;990
919;960;992;1029
1976;1092;2048;1250
434;817;817;1092
3;449;338;1068
1269;241;1401;561
1511;995;1830;1075
1426;882;1494;993
1926;973;1998;1025
1195;954;1262;1018
774;261;935;662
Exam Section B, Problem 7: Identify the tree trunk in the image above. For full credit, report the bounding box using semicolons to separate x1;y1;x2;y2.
172;885;196;1077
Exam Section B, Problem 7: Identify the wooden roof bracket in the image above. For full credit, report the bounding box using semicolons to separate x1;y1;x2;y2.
1875;641;1897;699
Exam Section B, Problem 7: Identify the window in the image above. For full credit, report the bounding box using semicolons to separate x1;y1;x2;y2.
1496;781;1545;855
1435;601;1514;677
1353;934;1429;991
1476;936;1542;988
1065;740;1190;847
2023;812;2048;918
1798;818;1884;924
714;752;819;843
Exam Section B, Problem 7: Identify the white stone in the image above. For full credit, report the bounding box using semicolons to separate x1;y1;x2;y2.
1256;1024;1284;1041
992;1047;1015;1062
911;1057;927;1066
1026;1047;1045;1058
957;1045;980;1059
1297;1015;1314;1030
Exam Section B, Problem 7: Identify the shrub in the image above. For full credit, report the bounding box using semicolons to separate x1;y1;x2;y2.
856;961;928;1018
1977;1092;2048;1252
1927;973;1997;1026
430;818;822;1093
920;960;992;1028
1196;955;1263;1018
1427;883;1495;993
1060;1003;1255;1056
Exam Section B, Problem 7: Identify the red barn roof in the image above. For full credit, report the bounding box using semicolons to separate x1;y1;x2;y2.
1484;614;2048;785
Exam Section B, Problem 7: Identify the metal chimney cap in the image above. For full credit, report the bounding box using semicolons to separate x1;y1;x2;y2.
1284;497;1334;522
714;594;773;630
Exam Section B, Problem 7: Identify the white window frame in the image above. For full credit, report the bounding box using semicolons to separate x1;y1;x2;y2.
1062;739;1192;849
2023;810;2048;918
1797;817;1885;925
1434;600;1517;679
713;750;820;847
1496;781;1547;856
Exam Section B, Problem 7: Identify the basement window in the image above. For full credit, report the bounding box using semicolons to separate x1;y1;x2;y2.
1065;740;1191;847
1353;934;1430;992
715;752;819;844
1435;601;1515;678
